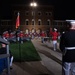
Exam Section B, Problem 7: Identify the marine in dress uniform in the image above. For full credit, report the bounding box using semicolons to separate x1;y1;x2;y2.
18;31;24;43
50;28;59;51
41;31;46;43
2;31;9;40
60;20;75;75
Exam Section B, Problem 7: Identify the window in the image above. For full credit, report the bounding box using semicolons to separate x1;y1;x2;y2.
49;12;52;16
46;12;48;15
25;11;29;16
38;19;41;25
38;11;41;16
60;22;63;26
46;12;52;16
32;11;35;16
53;22;58;26
1;20;11;26
32;19;35;25
1;21;6;25
47;19;50;25
25;19;29;25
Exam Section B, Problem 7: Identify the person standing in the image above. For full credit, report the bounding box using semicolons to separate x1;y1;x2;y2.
18;31;24;43
60;20;75;75
41;31;46;43
50;28;59;51
0;38;13;69
2;31;9;40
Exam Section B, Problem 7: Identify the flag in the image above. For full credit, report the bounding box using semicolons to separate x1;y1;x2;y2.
16;12;20;29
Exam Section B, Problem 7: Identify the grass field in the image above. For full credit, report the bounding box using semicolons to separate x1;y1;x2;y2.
9;41;41;62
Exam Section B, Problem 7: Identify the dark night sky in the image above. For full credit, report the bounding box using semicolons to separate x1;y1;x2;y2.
0;0;75;20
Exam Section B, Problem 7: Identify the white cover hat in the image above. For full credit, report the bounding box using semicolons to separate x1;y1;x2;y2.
54;28;57;31
66;20;75;24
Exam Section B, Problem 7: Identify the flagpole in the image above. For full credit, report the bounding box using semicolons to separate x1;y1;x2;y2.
19;34;21;63
18;13;22;63
15;12;22;62
15;12;20;41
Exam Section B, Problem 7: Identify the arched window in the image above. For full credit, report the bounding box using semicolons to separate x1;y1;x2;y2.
38;11;41;16
25;19;29;25
47;19;51;25
32;11;35;16
25;11;29;16
32;19;35;25
38;19;41;25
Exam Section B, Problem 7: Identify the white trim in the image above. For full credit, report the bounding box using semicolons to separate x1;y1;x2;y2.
65;47;75;50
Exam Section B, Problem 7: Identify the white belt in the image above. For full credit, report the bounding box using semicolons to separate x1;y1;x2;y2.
65;47;75;50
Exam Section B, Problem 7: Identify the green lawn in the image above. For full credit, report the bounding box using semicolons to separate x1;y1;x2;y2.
9;41;41;62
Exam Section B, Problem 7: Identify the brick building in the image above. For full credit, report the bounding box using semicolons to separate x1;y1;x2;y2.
11;4;54;34
0;4;67;34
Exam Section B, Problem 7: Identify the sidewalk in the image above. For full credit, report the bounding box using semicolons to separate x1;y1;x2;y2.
1;38;62;75
31;38;62;75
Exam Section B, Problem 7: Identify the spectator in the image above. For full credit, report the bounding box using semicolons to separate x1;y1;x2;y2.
0;38;13;69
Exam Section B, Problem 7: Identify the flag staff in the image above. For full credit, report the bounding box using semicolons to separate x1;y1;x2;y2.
15;12;22;62
15;12;20;41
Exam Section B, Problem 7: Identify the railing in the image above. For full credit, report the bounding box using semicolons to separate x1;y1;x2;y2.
0;37;10;75
0;54;10;59
0;45;10;75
